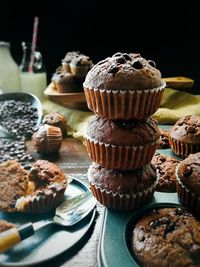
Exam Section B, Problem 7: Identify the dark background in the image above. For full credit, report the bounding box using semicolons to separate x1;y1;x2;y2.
1;0;200;93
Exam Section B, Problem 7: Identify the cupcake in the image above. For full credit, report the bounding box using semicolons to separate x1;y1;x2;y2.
88;162;157;211
83;52;166;120
0;160;29;212
32;124;62;154
15;160;68;213
85;115;160;170
151;152;180;192
42;112;67;137
169;115;200;158
176;152;200;215
132;206;200;267
69;54;93;78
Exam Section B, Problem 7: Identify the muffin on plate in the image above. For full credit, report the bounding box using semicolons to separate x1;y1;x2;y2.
151;152;180;192
15;160;68;213
83;52;166;120
169;115;200;158
32;124;62;154
85;115;160;170
88;162;157;211
132;206;200;267
176;152;200;216
42;112;67;137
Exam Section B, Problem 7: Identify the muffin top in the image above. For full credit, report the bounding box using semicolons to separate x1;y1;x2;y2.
88;162;157;194
132;207;200;267
177;152;200;196
62;51;93;67
52;71;74;85
83;52;164;91
169;115;200;144
42;112;67;136
86;115;160;146
151;153;180;192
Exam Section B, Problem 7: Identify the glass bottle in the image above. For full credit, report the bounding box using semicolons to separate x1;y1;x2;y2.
0;41;21;92
19;42;47;102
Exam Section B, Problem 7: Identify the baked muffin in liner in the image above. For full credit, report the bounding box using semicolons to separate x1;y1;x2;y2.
84;84;165;120
176;153;200;215
15;160;68;214
85;115;160;170
85;137;158;170
88;162;158;212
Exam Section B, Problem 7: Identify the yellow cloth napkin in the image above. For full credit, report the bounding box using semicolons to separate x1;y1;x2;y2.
42;88;200;141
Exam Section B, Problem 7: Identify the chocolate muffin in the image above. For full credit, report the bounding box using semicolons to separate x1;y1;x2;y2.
0;160;29;212
132;207;200;267
69;53;93;78
42;112;67;137
16;160;67;213
85;115;160;170
158;128;170;149
32;124;62;154
176;152;200;215
169;115;200;158
83;52;166;120
151;153;180;192
88;162;157;211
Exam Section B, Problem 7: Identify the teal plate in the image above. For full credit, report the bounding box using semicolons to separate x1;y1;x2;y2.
98;125;183;267
0;178;96;267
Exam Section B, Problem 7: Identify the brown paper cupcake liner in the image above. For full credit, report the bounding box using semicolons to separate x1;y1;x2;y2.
85;136;158;170
89;181;157;212
84;82;165;120
169;137;200;158
15;186;66;214
176;172;200;215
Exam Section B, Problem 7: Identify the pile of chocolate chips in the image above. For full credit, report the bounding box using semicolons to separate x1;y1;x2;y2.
0;99;39;166
0;100;39;139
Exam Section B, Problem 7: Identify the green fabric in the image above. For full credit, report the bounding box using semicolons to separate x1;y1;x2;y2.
42;88;200;142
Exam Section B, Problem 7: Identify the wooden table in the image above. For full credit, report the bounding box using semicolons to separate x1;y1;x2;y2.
27;137;103;267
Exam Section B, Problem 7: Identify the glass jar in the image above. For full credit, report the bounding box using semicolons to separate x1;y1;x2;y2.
19;42;47;102
0;41;21;92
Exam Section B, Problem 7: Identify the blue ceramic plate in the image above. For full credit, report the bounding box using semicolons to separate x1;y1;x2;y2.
0;178;96;267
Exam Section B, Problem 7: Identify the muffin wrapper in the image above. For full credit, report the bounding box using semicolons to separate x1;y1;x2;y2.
176;171;200;215
85;137;158;170
84;83;165;120
169;137;200;159
15;187;66;214
89;180;157;212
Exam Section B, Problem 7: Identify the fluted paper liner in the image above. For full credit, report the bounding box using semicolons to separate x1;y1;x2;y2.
89;180;157;212
176;168;200;215
85;136;158;170
169;137;200;159
15;186;66;214
84;82;166;120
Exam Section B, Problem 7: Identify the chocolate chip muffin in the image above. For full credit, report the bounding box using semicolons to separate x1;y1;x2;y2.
151;153;180;192
42;112;67;137
169;115;200;158
83;52;166;120
176;152;200;215
16;160;67;213
158;128;171;149
88;162;157;211
32;124;62;154
85;115;160;170
132;207;200;267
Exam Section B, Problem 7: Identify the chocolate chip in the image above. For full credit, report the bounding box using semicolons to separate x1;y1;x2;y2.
175;207;184;215
164;222;175;235
187;126;196;134
132;61;143;69
122;53;132;60
159;217;170;224
150;220;159;229
148;60;156;68
190;245;200;257
183;166;193;176
162;137;169;143
177;120;184;126
115;56;126;64
107;65;120;74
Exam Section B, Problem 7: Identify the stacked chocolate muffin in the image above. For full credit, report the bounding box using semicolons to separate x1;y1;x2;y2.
83;52;166;211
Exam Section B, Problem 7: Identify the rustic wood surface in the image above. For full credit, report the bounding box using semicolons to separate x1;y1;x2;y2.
27;137;103;267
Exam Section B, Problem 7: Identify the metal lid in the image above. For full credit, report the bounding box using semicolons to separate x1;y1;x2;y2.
0;41;10;47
